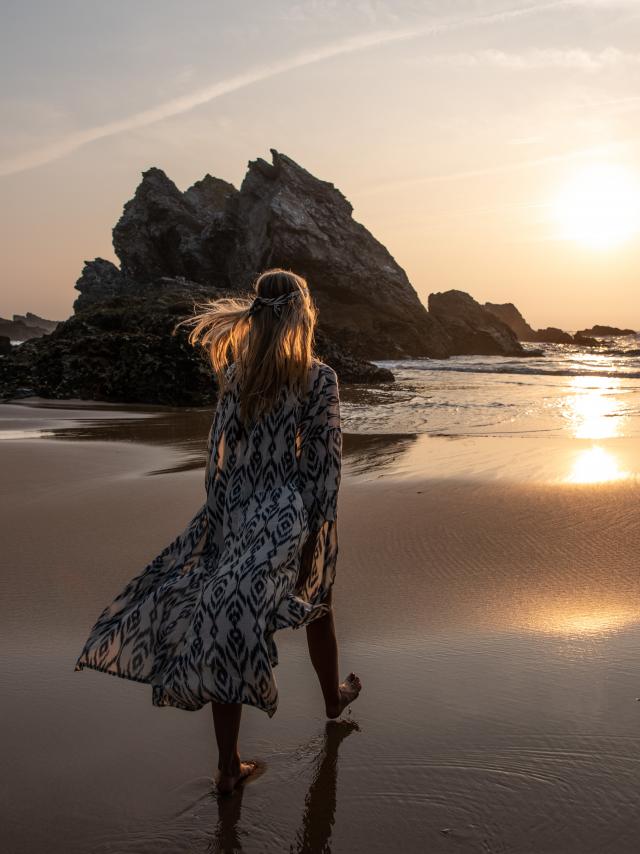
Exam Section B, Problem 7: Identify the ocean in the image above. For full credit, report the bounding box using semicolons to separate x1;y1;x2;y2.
341;337;640;439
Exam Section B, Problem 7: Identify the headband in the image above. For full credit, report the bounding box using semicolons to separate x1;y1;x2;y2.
247;291;300;319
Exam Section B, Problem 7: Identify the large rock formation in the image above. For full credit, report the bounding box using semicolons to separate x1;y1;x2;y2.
1;150;538;405
228;152;451;360
429;291;527;356
103;151;451;360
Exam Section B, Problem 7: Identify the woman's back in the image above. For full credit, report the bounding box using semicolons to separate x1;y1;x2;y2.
75;269;359;796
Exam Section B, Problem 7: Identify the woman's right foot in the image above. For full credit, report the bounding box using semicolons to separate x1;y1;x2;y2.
326;672;362;719
217;761;258;795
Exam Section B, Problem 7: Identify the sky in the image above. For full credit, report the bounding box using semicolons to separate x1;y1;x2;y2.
1;0;639;329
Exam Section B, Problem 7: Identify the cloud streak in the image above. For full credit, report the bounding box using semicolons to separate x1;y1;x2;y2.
358;139;637;195
0;1;572;178
410;47;640;71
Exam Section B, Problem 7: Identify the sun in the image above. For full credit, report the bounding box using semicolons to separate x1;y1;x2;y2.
552;163;640;250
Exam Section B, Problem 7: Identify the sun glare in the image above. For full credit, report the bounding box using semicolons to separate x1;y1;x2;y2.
552;163;640;249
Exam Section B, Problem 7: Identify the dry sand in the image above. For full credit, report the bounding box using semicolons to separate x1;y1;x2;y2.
2;401;640;853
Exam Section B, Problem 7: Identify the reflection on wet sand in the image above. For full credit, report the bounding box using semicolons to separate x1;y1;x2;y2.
212;721;359;854
4;398;639;485
0;401;421;476
566;445;630;483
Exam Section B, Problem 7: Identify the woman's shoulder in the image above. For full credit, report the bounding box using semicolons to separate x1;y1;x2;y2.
310;358;338;382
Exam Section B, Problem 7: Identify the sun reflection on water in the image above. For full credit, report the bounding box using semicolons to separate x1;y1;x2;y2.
562;376;633;483
565;375;622;440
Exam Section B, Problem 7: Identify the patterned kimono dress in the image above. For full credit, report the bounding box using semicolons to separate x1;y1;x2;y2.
74;359;341;718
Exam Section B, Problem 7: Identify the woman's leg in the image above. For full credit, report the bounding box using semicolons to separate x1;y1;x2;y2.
211;701;255;793
305;589;362;718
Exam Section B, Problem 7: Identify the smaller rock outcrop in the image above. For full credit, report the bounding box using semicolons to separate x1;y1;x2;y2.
576;325;636;337
531;327;574;345
484;303;619;347
483;303;536;340
0;312;61;342
429;291;527;356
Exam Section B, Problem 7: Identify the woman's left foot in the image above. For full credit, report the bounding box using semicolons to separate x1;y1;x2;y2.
326;672;362;718
217;761;258;795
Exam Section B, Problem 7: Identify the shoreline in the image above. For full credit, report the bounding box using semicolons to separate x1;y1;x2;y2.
1;398;639;487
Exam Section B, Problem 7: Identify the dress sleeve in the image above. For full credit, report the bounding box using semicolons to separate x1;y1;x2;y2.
296;365;342;532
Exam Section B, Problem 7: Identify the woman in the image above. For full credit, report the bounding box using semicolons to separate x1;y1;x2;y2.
74;268;362;794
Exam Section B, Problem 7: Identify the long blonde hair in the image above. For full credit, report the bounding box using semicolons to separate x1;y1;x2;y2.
175;268;318;425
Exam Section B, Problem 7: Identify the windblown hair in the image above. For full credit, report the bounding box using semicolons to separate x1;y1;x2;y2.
175;268;318;425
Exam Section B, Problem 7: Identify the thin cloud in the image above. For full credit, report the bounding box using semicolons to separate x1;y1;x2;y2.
411;47;640;70
0;1;572;179
358;139;636;195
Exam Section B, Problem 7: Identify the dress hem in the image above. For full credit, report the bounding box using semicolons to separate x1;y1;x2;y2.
74;660;277;718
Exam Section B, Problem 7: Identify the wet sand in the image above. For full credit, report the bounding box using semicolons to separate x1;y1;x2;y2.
2;401;640;853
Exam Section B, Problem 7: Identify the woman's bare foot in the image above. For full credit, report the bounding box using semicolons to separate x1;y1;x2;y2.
326;672;362;719
217;761;258;795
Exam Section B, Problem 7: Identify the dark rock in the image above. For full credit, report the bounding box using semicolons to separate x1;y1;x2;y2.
112;167;238;288
1;282;220;405
483;302;620;347
13;312;60;333
484;302;537;340
314;329;394;383
73;258;128;313
230;150;450;360
0;276;390;403
532;327;575;345
0;313;61;342
572;332;604;347
576;325;636;337
429;290;526;356
0;336;12;355
2;150;548;405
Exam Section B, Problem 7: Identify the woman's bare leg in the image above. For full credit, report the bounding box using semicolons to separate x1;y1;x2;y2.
211;701;255;794
305;589;362;718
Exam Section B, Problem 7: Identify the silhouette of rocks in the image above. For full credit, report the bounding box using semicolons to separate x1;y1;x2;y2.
0;312;61;342
484;303;625;348
483;302;536;341
577;325;636;338
429;291;527;356
2;150;546;404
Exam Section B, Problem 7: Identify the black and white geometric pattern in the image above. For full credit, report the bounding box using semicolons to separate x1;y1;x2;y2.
74;360;342;717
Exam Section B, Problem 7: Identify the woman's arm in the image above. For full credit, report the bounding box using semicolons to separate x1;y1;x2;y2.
296;365;342;531
295;365;342;592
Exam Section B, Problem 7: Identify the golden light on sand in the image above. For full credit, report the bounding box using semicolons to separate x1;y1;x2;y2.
567;445;629;484
552;163;640;249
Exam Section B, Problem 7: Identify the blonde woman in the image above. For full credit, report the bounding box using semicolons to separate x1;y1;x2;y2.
75;268;362;794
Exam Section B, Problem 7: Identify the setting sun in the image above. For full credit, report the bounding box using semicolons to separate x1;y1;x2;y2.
552;163;640;250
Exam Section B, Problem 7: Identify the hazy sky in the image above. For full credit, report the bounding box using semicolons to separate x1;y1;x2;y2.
1;0;639;329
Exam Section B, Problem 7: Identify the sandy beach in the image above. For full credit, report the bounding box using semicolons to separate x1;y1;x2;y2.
2;399;640;853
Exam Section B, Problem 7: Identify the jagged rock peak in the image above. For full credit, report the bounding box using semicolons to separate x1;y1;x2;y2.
112;166;236;288
184;174;238;212
241;149;354;216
